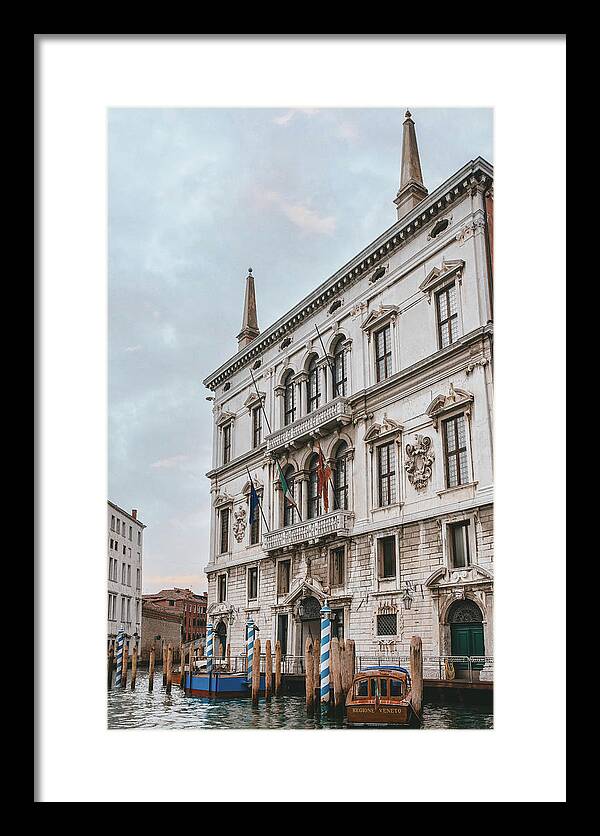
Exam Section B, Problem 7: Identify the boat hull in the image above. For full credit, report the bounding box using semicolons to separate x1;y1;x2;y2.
346;702;414;727
185;671;265;698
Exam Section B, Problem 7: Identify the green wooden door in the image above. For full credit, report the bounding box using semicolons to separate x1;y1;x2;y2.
451;623;485;669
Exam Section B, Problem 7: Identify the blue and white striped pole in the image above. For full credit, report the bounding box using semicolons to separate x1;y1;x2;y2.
246;619;255;682
114;626;125;688
320;600;332;704
206;622;214;673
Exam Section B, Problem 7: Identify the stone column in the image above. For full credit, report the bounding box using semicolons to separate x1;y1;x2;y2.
326;458;335;512
300;474;309;520
296;373;307;416
274;384;285;429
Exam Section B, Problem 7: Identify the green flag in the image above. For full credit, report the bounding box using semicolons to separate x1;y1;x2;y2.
276;459;294;504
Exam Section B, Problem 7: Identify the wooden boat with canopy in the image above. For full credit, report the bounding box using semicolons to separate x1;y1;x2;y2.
345;665;421;727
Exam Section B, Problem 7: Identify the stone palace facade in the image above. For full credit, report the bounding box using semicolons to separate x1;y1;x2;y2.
202;112;494;668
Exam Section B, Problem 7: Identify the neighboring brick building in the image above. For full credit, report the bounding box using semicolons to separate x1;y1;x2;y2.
140;602;182;663
142;588;207;646
202;112;494;675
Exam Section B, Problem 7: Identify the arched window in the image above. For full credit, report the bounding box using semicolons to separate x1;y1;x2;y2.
307;356;320;413
283;370;296;426
332;338;347;397
282;465;296;527
333;441;348;510
308;453;321;519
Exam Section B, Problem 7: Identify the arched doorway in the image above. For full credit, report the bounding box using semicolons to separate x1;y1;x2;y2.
449;599;484;675
215;620;227;659
298;596;322;658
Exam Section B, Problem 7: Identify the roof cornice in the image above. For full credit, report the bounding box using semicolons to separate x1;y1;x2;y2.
203;157;493;391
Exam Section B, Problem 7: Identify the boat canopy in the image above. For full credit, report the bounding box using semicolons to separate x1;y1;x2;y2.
363;665;410;675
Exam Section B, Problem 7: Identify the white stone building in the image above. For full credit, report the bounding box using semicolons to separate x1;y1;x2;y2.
107;501;146;654
202;112;493;671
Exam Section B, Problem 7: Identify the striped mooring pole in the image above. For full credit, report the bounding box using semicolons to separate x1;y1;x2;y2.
320;600;332;704
246;618;255;682
206;622;214;673
114;626;125;688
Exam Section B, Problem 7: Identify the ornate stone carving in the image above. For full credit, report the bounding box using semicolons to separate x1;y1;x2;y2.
233;507;247;542
404;435;435;491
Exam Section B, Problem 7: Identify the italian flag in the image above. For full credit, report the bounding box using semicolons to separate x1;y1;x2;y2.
276;459;294;504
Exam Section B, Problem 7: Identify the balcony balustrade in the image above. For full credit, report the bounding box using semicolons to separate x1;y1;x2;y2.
263;509;354;552
265;396;352;455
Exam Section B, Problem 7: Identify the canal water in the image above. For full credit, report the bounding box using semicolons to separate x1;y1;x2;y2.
108;671;493;729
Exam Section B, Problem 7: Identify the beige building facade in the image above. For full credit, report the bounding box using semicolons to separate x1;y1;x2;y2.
107;501;146;655
202;113;494;673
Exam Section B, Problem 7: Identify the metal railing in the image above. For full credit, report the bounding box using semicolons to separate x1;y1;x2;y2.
185;654;494;683
356;655;494;683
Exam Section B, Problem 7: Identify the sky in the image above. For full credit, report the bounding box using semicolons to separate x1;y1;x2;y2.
108;107;493;594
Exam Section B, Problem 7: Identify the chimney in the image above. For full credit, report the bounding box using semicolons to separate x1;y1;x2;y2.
237;267;260;349
393;110;428;221
131;509;137;520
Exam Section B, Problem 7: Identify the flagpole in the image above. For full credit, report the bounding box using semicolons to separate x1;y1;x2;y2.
314;323;337;398
275;456;303;523
249;368;272;435
245;466;270;533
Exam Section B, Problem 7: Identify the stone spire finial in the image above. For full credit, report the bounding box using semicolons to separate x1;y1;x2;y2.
237;267;260;349
394;109;428;221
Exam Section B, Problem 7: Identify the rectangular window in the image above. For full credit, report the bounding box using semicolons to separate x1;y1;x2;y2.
378;536;396;579
250;506;260;545
443;414;469;487
120;597;125;621
137;531;142;546
334;348;347;397
220;508;230;553
449;521;471;569
377;442;396;507
121;563;126;584
218;574;227;603
330;547;345;587
247;567;258;601
136;568;140;589
129;525;132;541
332;608;344;641
277;560;291;595
277;613;288;655
252;406;262;449
111;515;115;531
126;598;131;622
116;519;120;534
374;325;392;382
436;282;459;348
376;612;397;636
223;424;232;465
127;565;131;586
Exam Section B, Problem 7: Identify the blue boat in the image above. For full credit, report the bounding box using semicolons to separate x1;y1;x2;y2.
185;670;266;698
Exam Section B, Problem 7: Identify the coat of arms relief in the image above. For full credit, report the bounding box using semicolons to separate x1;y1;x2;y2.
233;507;247;542
404;435;435;491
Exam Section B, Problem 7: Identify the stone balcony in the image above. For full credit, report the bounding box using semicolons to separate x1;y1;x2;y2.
265;396;352;455
263;509;354;552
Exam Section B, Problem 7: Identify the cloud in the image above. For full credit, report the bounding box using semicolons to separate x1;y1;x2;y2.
273;108;319;127
150;454;189;469
143;573;207;592
259;190;336;236
125;344;141;352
